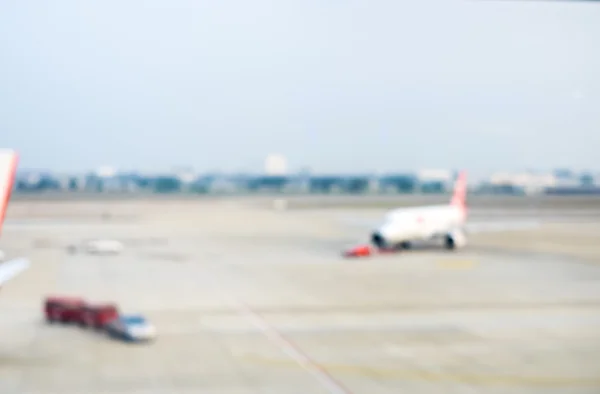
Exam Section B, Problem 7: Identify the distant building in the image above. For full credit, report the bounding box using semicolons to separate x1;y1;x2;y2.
417;169;452;193
96;166;116;178
264;154;287;175
553;168;574;179
488;172;557;195
416;169;452;182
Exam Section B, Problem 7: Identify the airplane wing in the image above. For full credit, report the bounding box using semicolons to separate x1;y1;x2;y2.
0;258;30;286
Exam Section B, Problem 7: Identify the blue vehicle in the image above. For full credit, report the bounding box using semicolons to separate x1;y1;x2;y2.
105;314;156;342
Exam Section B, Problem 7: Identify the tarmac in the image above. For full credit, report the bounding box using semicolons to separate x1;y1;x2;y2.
1;196;600;394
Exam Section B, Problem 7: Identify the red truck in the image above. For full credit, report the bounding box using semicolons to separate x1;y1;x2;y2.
79;303;119;329
343;244;373;258
45;296;86;324
342;244;403;258
44;296;119;329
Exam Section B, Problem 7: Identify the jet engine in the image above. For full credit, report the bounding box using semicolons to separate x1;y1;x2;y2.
371;231;387;249
444;230;467;250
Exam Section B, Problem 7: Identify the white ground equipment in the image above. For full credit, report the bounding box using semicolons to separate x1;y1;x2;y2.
68;239;124;255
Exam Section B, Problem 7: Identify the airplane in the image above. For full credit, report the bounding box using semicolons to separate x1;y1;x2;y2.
343;171;539;256
371;171;470;250
0;149;30;286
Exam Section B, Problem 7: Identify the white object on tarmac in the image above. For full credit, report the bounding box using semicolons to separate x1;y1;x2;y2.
106;314;157;342
72;239;124;255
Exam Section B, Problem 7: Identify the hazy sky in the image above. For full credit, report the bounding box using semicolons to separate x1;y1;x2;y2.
1;0;598;174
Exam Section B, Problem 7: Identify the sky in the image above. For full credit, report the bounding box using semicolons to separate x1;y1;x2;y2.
0;0;599;174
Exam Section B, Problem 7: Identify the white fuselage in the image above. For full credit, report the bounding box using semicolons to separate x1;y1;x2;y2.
372;204;466;247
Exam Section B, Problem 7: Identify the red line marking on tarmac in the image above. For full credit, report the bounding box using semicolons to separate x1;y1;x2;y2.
235;300;354;394
210;269;354;394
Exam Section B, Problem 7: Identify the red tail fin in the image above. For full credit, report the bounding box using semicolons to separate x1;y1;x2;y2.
450;171;467;212
0;150;18;237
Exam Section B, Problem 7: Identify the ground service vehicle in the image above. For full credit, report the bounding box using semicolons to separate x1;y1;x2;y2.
343;244;373;258
343;243;403;258
105;314;157;342
79;303;119;329
45;296;87;324
85;239;124;255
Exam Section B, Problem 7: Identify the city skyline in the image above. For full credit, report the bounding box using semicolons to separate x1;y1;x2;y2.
1;1;599;172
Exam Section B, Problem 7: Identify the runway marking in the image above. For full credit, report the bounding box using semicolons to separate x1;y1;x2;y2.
436;259;477;270
241;355;600;388
210;270;354;394
133;300;600;315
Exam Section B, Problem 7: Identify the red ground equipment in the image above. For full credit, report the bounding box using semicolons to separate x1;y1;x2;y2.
342;244;401;258
343;244;373;258
44;296;119;329
44;296;86;324
79;303;119;329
